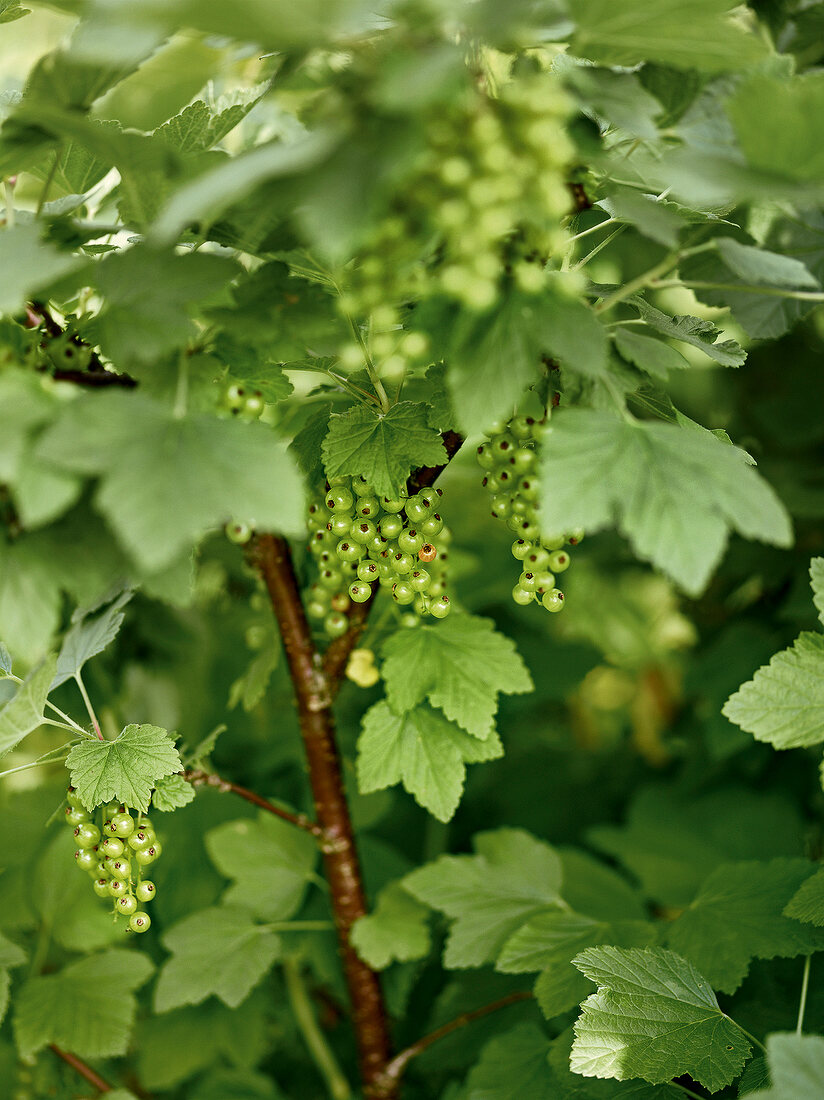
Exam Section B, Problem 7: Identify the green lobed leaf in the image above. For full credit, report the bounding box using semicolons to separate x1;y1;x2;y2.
352;882;431;970
154;906;281;1012
152;773;196;812
631;299;746;366
613;329;690;378
405;829;563;968
0;655;57;758
205;813;317;921
0;223;82;316
0;930;25;1028
14;948;153;1058
571;946;751;1091
322;401;447;499
356;701;502;823
784;867;824;926
136;995;269;1090
570;0;767;72
722;633;824;749
728;73;824;185
37;392;305;573
811;558;824;627
0;643;11;675
465;1023;555;1099
589;785;805;908
746;1033;824;1099
84;246;238;368
380;614;532;738
0;1;30;23
52;588;132;689
446;287;607;436
667;859;824;993
66;723;182;812
539;409;792;596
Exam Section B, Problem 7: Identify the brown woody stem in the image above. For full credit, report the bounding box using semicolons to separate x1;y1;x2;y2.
183;768;324;838
50;1044;111;1093
250;533;394;1098
376;992;533;1088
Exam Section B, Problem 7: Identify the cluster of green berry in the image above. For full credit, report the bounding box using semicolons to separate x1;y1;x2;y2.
219;383;265;420
65;788;159;933
477;416;579;613
341;71;572;318
304;476;452;634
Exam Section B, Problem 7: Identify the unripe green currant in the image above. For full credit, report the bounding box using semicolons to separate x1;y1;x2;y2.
136;881;156;903
548;550;570;573
73;823;100;849
392;551;414;575
327;514;352;538
512;584;534;606
128;829;154;851
392;580;416;605
410;569;431;592
429;595;452;618
352;476;374;497
349;582;372;604
541;588;565;612
351;520;377;545
357;561;379;583
75;849;97;872
325;487;354;512
110;812;135;838
130;912;151;933
101;836;125;858
108;878;128;897
379;515;403;540
355;496;380;519
65;806;89;827
398;528;424;554
93;878;111;898
324;611;349;638
420;513;444;538
117;894;138;916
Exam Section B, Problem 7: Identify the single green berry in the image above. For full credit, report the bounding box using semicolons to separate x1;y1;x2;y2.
511;539;533;561
101;836;125;858
410;569;431;592
357;560;379;583
476;442;497;470
226;521;252;544
327;514;352;538
420;513;444;538
66;787;85;809
116;894;138;916
490;493;512;519
381;496;406;513
509;447;536;474
355;496;380;519
336;540;363;563
351;520;377;545
65;807;89;827
319;568;344;590
110;812;135;838
349;581;372;604
244;392;265;418
392;580;416;605
429;595;452;618
111;857;132;879
379;515;403;540
533;570;556;594
391;551;414;575
512;584;534;606
324;611;349;638
398;528;423;554
108;878;128;898
135;842;161;867
73;823;101;849
541;588;565;612
518;571;539;593
93;878;111;898
129;912;151;933
136;881;156;903
128;829;155;852
352;476;374;498
75;849;97;872
548;550;570;573
325;487;354;513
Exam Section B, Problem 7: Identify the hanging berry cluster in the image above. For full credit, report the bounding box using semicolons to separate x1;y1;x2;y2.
304;476;452;633
65;788;159;933
477;415;580;613
335;69;574;378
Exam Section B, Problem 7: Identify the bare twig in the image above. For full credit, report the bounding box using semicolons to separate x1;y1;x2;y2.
376;992;534;1088
50;1045;111;1093
184;768;323;838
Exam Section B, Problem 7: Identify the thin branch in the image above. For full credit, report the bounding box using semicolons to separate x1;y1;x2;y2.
75;672;103;740
50;1045;111;1093
797;955;812;1035
184;768;324;838
284;957;353;1100
377;992;533;1086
